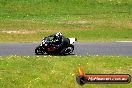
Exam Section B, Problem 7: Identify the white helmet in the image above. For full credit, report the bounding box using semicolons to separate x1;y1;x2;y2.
56;32;62;37
54;32;62;41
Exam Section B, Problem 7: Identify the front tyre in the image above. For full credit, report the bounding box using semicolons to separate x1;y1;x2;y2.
35;46;45;55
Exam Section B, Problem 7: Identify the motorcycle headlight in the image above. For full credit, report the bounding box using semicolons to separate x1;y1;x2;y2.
45;44;47;46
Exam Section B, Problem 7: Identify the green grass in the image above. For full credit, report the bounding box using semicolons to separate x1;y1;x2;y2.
0;0;132;42
0;56;132;88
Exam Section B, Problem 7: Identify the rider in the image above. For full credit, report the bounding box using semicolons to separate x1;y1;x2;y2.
52;32;63;47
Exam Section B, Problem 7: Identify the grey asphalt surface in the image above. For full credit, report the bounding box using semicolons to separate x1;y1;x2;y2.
0;42;132;56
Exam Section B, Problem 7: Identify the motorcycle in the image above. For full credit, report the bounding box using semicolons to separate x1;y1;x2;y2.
35;32;77;55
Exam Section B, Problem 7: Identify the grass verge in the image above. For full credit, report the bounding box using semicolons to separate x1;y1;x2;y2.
0;56;132;88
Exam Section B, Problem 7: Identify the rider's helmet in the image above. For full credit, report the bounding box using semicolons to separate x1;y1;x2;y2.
54;32;62;40
56;32;62;38
53;32;62;42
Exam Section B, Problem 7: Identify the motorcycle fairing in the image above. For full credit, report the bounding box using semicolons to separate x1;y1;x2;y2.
68;38;76;44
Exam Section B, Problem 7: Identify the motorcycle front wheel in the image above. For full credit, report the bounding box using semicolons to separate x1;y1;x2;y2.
35;46;45;55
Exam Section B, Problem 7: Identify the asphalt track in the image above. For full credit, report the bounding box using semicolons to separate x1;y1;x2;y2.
0;42;132;56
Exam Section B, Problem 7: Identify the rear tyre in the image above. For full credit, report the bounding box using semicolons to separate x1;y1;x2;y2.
60;44;74;55
35;46;45;55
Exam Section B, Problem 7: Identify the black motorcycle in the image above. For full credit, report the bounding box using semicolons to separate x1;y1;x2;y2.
35;32;77;55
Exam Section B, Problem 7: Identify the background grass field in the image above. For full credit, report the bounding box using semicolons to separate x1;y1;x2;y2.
0;56;132;88
0;0;132;42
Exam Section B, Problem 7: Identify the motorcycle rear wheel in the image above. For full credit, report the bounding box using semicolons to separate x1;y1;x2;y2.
60;44;74;55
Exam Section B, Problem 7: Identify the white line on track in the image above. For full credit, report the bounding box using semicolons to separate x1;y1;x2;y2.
116;41;132;42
